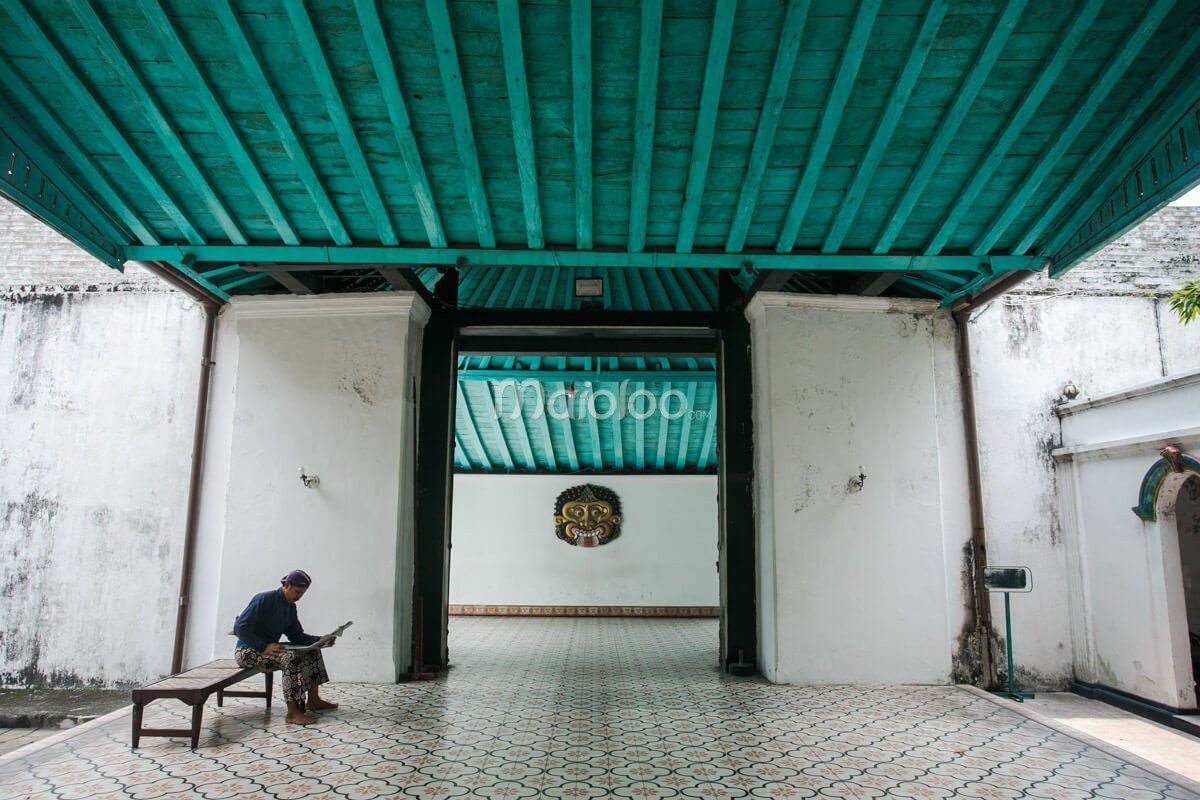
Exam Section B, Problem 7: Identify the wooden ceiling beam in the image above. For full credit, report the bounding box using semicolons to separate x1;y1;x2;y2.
213;0;350;246
628;0;663;254
822;0;947;254
924;0;1102;256
676;0;737;254
4;0;205;244
971;0;1176;256
283;0;398;245
725;0;810;254
63;0;245;244
776;0;880;253
357;0;446;248
873;0;1027;254
497;0;544;250
571;0;593;250
140;0;299;245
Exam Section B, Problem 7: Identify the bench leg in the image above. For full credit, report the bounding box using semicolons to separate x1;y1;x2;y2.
190;703;204;750
265;672;273;709
131;702;144;749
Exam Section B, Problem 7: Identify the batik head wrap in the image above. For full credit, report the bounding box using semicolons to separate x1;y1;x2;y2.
281;569;312;587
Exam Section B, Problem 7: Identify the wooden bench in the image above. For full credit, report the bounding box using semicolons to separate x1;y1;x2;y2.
131;659;272;749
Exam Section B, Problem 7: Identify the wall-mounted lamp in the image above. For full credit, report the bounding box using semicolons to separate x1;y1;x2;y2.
566;382;577;400
847;467;866;493
1060;380;1080;402
299;468;320;489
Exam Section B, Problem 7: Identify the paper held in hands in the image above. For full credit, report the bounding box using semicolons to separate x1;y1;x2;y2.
284;620;353;652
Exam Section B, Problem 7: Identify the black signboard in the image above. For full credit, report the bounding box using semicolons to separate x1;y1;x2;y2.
983;566;1031;593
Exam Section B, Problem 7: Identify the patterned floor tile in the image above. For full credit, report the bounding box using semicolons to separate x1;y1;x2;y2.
0;618;1196;798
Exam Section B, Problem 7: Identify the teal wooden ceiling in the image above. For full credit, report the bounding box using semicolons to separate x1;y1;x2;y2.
2;0;1200;307
456;355;717;473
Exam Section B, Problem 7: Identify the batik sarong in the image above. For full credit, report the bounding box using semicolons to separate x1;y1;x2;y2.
235;646;329;705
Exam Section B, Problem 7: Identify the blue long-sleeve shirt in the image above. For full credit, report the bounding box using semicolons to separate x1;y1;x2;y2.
234;588;320;651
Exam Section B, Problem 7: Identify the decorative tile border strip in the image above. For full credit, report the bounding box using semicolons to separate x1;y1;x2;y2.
448;604;719;617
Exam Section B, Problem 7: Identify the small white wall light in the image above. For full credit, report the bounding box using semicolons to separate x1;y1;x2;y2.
1060;380;1080;402
298;468;320;489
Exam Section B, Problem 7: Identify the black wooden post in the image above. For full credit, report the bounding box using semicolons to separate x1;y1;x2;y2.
717;271;757;673
413;270;458;671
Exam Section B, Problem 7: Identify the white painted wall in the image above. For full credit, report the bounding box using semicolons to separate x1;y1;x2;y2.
969;295;1200;692
1052;373;1200;708
747;294;968;685
448;474;718;606
186;294;428;684
1;201;203;685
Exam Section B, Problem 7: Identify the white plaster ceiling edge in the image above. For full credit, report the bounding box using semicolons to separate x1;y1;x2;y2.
227;291;432;325
745;292;941;320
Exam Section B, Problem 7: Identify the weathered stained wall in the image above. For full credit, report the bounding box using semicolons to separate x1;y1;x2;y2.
186;294;428;684
1;201;203;686
746;294;969;685
448;474;718;607
968;206;1200;691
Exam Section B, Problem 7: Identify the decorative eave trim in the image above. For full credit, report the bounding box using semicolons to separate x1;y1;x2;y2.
745;292;941;322
229;291;431;325
1054;368;1200;418
1131;446;1200;522
1052;426;1200;461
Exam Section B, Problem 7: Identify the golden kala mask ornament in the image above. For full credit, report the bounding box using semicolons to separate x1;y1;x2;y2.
554;484;622;547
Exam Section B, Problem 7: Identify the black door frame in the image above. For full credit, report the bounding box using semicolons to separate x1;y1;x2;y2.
410;278;757;674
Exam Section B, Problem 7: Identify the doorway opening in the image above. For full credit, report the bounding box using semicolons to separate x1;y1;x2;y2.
1176;475;1200;695
445;337;722;670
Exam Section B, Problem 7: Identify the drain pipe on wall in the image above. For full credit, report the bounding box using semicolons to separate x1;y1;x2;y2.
951;270;1036;689
131;262;224;675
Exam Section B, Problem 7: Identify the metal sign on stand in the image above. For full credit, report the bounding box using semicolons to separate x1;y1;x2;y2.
984;566;1034;702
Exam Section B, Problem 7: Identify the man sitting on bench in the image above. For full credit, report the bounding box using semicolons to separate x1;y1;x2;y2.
233;569;338;725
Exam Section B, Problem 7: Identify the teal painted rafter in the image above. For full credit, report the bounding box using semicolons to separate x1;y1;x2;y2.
634;381;645;470
923;0;1103;256
132;244;1046;273
776;0;880;253
138;0;298;245
283;0;399;245
557;381;581;472
199;264;245;280
697;401;717;471
571;0;593;250
480;381;524;469
453;435;471;470
822;0;946;254
972;0;1177;256
461;370;714;383
1025;25;1200;258
456;386;492;471
675;383;698;470
873;0;1027;254
356;0;446;248
0;54;151;246
628;0;662;254
1;0;206;244
467;380;513;469
425;0;495;249
654;381;671;469
497;0;544;250
64;0;246;244
586;395;603;470
212;0;350;246
676;0;738;254
216;272;273;292
494;381;537;470
725;0;809;254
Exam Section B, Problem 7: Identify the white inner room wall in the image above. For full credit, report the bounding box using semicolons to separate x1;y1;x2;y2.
747;294;965;685
448;474;718;607
190;294;427;683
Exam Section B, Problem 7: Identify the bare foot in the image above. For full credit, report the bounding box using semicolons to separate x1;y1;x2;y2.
285;712;315;725
307;698;338;711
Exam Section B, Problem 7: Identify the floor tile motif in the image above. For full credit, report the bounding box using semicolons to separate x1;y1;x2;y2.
0;618;1195;798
